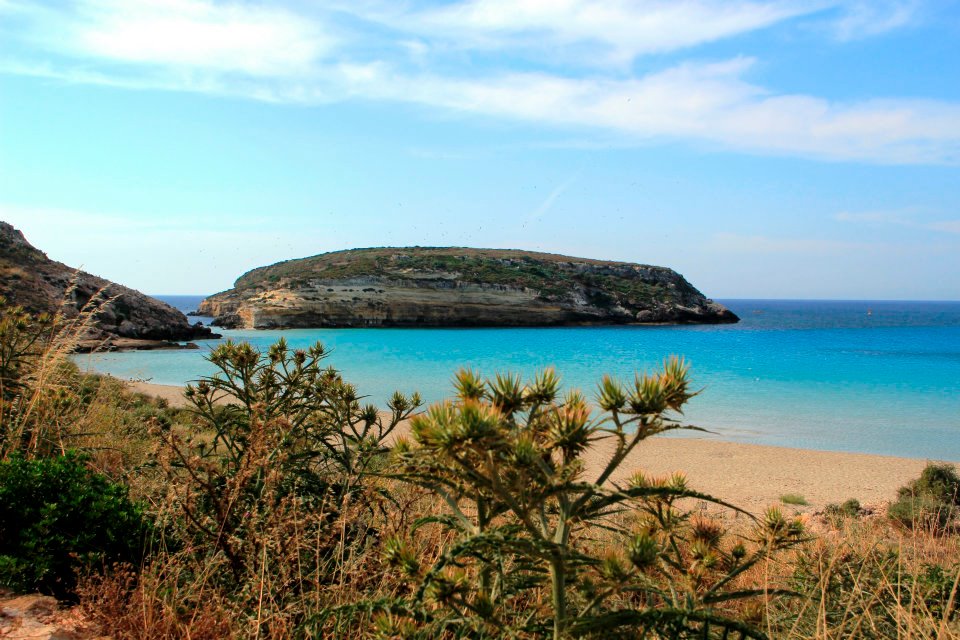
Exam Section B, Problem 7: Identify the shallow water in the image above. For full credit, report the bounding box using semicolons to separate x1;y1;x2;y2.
77;298;960;460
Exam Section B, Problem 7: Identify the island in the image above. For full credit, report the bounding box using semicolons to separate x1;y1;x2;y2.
198;247;738;328
0;221;218;351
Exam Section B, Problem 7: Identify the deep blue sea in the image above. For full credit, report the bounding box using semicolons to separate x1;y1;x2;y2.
75;297;960;461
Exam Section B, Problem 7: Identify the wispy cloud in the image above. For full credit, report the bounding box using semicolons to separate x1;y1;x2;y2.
835;209;960;234
835;210;912;224
927;220;960;234
710;232;877;254
829;0;921;40
525;177;577;225
348;60;960;164
368;0;823;65
1;0;956;164
11;0;334;76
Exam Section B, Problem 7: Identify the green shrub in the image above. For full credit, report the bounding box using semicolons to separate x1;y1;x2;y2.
0;452;150;598
780;493;808;506
824;498;862;519
889;463;959;531
902;463;960;505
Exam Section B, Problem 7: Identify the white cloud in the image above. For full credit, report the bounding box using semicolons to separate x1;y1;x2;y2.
15;0;334;77
830;0;921;40
1;0;957;165
340;59;960;164
379;0;822;64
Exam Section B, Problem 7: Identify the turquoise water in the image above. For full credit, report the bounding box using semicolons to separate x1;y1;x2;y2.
76;299;960;460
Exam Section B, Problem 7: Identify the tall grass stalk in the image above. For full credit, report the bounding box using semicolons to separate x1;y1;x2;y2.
0;284;118;459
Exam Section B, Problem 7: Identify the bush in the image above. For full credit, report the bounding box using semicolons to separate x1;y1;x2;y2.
780;493;808;506
889;463;960;531
0;452;151;598
824;498;862;519
152;338;420;629
903;463;960;505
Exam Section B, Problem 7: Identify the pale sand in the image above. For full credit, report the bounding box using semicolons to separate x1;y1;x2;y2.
128;381;197;407
128;380;946;515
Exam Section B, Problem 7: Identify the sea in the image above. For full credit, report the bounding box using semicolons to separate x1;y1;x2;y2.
74;296;960;461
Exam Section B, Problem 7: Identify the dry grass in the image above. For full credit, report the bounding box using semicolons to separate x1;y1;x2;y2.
764;516;960;640
0;283;120;458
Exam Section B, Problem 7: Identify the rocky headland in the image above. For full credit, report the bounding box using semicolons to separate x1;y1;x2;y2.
0;222;218;351
199;247;738;329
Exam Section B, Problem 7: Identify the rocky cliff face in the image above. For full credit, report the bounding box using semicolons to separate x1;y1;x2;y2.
199;247;737;329
0;222;217;348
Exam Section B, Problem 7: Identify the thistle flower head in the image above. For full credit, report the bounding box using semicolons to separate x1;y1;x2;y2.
524;367;559;405
490;372;525;415
382;537;420;577
548;397;593;458
691;517;724;548
629;373;668;415
453;368;485;401
596;375;627;411
628;532;660;569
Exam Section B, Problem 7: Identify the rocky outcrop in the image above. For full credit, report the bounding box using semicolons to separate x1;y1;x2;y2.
199;247;737;329
0;591;103;639
0;222;218;349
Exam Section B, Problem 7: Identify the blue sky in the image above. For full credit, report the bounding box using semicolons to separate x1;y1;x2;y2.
0;0;958;299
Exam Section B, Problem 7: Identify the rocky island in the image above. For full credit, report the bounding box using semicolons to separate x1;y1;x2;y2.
199;247;738;328
0;221;218;351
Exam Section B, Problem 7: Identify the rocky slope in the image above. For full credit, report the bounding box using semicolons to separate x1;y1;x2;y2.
0;222;217;350
199;247;737;328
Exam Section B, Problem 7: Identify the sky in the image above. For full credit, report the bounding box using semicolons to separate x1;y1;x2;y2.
0;0;958;299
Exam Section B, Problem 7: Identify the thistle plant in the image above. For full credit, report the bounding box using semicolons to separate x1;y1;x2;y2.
156;338;421;615
386;358;805;639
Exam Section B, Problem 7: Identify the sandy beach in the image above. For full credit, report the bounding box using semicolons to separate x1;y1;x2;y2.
128;380;941;515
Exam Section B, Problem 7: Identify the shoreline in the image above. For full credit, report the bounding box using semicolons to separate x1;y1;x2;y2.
126;380;946;515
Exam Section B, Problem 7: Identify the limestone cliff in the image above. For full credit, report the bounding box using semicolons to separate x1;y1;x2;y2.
199;247;737;329
0;222;217;349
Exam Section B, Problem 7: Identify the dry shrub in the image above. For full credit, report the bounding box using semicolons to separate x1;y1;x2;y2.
81;563;238;639
770;517;960;639
0;286;127;460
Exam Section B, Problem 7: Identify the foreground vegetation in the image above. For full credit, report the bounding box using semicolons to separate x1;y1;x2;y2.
0;298;957;638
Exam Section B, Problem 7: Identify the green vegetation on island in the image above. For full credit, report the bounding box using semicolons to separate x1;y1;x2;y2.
199;247;739;329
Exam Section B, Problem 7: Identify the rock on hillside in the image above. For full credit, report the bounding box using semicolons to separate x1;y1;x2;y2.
199;247;738;329
0;222;217;350
0;591;102;640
